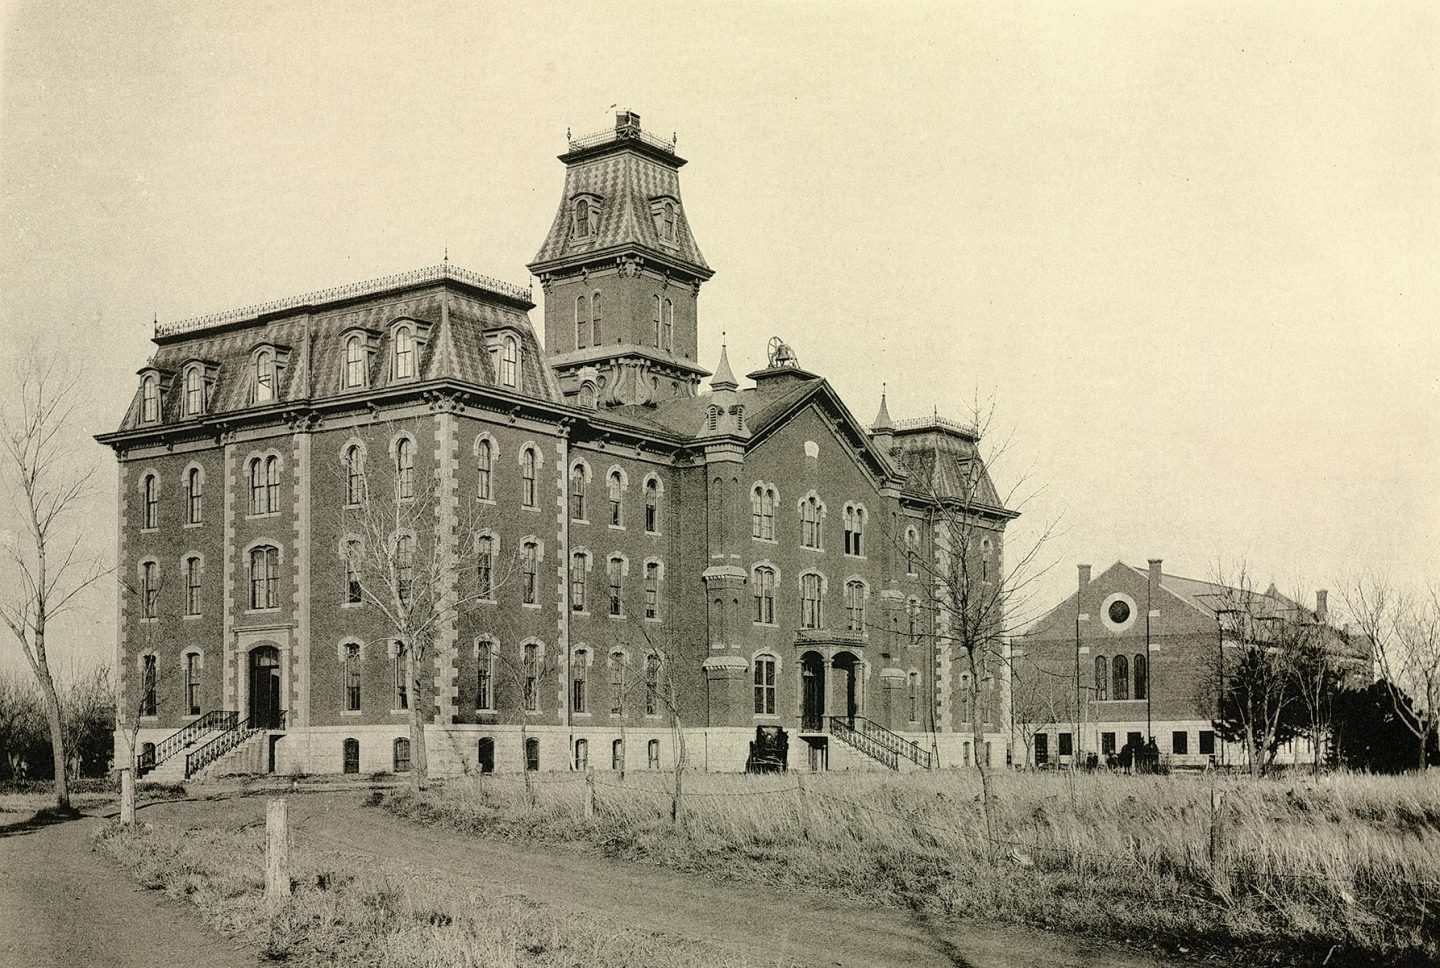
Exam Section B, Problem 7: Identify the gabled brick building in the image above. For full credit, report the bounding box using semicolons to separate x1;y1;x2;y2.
99;113;1013;778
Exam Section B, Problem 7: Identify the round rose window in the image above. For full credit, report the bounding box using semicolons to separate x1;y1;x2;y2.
1108;599;1131;625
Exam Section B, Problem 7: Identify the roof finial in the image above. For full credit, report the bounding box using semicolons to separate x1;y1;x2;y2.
711;338;738;392
443;245;448;264
873;383;893;432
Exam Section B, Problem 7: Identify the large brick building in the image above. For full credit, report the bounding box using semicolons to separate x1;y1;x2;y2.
99;113;1013;779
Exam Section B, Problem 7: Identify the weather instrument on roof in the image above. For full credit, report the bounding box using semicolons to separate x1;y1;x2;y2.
767;337;800;369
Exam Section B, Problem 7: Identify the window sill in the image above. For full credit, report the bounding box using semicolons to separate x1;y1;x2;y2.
182;613;202;621
608;612;625;620
608;524;625;532
139;715;159;722
140;617;159;625
571;518;590;526
245;513;281;521
799;546;824;553
244;608;281;616
140;528;159;535
521;505;540;513
644;616;660;623
476;498;496;506
342;710;362;717
645;529;661;538
522;602;541;610
390;709;409;716
475;707;497;715
184;522;203;529
341;601;363;609
753;621;779;628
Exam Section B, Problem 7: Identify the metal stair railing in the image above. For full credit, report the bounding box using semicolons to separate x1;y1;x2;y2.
829;716;899;770
184;715;259;779
139;710;236;776
853;715;934;770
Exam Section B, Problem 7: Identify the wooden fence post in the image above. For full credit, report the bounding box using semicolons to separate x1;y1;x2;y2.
796;771;811;841
584;769;596;819
266;798;291;901
1209;788;1228;891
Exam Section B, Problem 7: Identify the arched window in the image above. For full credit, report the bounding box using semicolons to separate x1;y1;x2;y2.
608;652;625;715
395;534;414;606
254;350;275;402
574;197;592;239
574;738;589;770
1094;655;1108;701
574;295;589;349
345;445;365;506
644;655;660;715
662;298;674;351
521;541;538;605
395;438;414;500
844;507;865;556
140;561;159;619
477;736;495;773
845;579;865;631
476;639;494;710
141;656;158;716
187;468;203;524
644;561;660;619
343;643;361;711
753;655;776;715
908;672;920;722
906;529;920;575
608;470;623;526
753;566;776;624
393;737;411;772
1134;654;1148;701
706;405;719;432
523;643;540;711
499;337;518;388
644;479;659;533
140;375;159;422
184;556;202;616
520;447;537;508
570;552;587;612
265;456;280;512
591;291;602;344
393;326;415;379
394;642;409;709
757;487;777;540
344;539;362;604
800;573;823;629
800;496;822;549
651;294;662;346
1113;654;1129;700
343;738;360;774
476;439;492;500
571;649;589;714
570;464;587;520
249;459;265;514
344;336;365;388
184;367;204;415
907;598;920;644
525;737;540;772
655;200;678;241
249;546;279;610
647;738;660;769
611;738;624;771
607;556;623;616
142;474;158;529
477;535;495;599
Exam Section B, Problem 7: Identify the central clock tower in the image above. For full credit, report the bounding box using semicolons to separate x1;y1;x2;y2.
528;112;714;409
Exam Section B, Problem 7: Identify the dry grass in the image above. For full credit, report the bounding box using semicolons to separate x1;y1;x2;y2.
93;817;787;968
386;769;1440;967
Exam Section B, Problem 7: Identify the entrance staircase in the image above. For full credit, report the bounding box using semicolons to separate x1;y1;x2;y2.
828;715;934;772
137;709;282;782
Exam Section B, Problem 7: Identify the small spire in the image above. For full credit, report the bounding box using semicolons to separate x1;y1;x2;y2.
443;246;448;263
872;383;893;431
710;336;738;391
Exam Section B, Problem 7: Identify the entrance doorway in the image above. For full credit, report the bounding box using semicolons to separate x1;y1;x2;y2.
248;646;283;729
800;651;825;731
833;652;860;725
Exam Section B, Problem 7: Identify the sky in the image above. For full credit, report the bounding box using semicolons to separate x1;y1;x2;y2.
1;1;1436;671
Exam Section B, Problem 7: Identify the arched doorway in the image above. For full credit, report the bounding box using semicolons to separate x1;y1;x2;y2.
832;652;861;725
342;738;360;774
800;651;826;731
248;645;282;728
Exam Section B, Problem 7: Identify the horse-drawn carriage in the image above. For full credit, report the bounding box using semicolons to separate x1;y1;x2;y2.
745;725;790;773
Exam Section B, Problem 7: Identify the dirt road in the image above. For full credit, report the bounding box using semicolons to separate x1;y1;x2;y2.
140;791;1179;968
0;810;263;968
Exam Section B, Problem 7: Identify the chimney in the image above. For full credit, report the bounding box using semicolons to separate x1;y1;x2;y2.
616;110;642;138
1316;589;1328;625
1148;558;1163;593
1078;563;1092;589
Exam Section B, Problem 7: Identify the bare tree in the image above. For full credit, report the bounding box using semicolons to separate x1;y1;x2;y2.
1008;654;1068;767
1283;600;1341;775
325;418;519;788
488;643;563;804
0;358;110;809
1343;576;1440;772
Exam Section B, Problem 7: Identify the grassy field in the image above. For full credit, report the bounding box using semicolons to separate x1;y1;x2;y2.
384;768;1440;967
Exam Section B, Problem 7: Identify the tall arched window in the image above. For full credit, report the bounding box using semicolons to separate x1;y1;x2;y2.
393;326;415;379
476;640;494;710
662;298;674;351
477;736;494;773
344;539;362;604
184;367;204;415
141;655;158;716
394;643;409;710
343;738;360;774
477;535;494;599
647;737;660;768
521;541;537;604
574;738;589;770
499;337;518;388
753;655;776;714
844;507;865;556
753;566;776;624
254;350;275;402
184;556;201;616
651;294;662;346
608;652;625;714
345;445;365;506
908;672;920;722
140;375;159;422
644;561;660;619
800;496;822;549
575;295;589;349
525;737;540;772
249;458;265;514
1134;654;1148;701
265;456;280;511
344;336;365;388
570;465;587;521
607;556;623;615
570;552;588;612
591;291;602;344
476;439;493;501
574;197;592;239
845;579;865;631
644;655;660;715
141;561;159;619
523;643;540;711
608;471;623;526
644;479;659;533
571;649;589;714
393;737;411;772
395;534;414;606
611;738;624;770
1112;654;1129;700
905;529;920;575
521;447;537;508
184;652;202;715
395;438;414;500
907;598;920;644
1094;655;1108;701
187;468;203;524
142;474;158;529
752;486;775;540
344;643;361;711
800;573;823;629
249;545;279;610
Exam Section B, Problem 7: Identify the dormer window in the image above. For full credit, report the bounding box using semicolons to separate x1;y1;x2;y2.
652;199;678;243
183;366;205;416
499;336;518;388
254;350;275;403
345;335;366;388
573;196;600;240
393;326;415;380
140;375;159;423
